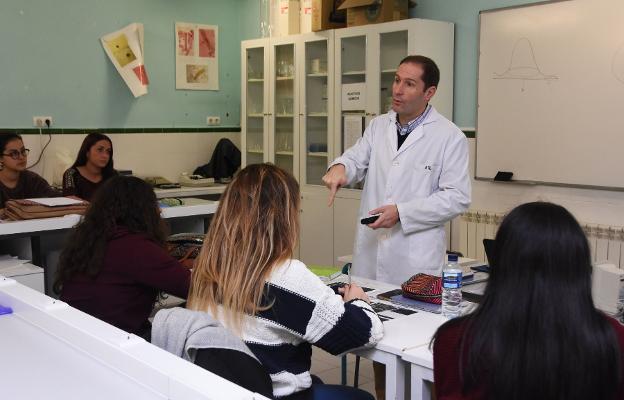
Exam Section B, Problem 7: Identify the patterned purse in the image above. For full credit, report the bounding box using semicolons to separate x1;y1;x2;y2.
400;273;443;305
166;233;205;268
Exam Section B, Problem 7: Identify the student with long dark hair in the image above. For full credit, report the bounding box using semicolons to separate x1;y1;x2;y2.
0;133;59;208
433;202;624;400
156;164;382;400
55;175;190;338
62;132;117;201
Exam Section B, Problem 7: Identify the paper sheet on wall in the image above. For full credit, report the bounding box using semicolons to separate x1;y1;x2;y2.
343;114;364;151
100;23;149;98
175;22;219;90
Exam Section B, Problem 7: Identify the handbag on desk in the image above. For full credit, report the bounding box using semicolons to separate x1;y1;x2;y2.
401;273;443;305
166;233;205;269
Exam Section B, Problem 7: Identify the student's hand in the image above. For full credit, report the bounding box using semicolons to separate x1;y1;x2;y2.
322;164;348;206
366;204;399;229
339;283;370;304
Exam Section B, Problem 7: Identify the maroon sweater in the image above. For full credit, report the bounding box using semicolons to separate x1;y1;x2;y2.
433;315;624;400
60;227;190;335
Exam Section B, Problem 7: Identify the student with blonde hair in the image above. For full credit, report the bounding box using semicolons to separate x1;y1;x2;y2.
154;163;383;400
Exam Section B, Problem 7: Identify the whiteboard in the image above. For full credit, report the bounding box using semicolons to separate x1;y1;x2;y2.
476;0;624;189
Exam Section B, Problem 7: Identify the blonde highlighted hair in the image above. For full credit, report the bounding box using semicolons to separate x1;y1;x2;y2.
187;163;300;331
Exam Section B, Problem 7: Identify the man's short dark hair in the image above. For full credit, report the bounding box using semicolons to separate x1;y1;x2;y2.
399;55;440;89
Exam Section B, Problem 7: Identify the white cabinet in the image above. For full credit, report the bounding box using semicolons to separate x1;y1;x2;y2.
241;32;334;185
299;189;334;266
242;18;454;267
241;36;299;178
333;18;454;159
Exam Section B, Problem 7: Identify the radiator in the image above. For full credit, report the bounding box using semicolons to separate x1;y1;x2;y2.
458;210;624;268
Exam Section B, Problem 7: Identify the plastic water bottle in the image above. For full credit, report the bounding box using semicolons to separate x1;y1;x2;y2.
442;254;462;319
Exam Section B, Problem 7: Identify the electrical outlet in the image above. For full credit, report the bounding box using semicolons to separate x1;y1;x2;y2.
33;116;53;127
206;116;221;125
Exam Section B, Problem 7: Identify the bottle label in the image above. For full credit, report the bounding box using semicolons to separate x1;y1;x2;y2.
443;269;462;289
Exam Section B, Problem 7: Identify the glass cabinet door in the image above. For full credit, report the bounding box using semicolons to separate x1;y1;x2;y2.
272;43;296;176
245;46;266;165
338;35;367;155
336;34;367;189
379;30;408;114
303;38;330;186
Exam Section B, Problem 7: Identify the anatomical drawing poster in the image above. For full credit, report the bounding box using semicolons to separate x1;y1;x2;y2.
175;22;219;90
101;23;149;97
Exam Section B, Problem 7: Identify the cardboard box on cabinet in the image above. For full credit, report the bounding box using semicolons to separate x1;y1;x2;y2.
338;0;408;27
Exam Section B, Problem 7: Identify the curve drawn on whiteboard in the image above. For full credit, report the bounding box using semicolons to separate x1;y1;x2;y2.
493;37;558;90
612;42;624;84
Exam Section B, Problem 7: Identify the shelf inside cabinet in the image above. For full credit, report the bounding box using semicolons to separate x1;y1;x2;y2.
275;151;294;156
247;78;264;82
307;73;328;78
276;76;294;81
247;149;264;154
308;112;328;117
308;152;328;158
275;113;295;118
247;113;264;118
381;69;397;74
342;70;365;76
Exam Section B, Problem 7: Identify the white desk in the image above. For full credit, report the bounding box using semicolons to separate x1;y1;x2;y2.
329;273;474;400
0;199;218;294
352;310;446;400
326;275;446;400
0;276;269;399
402;345;435;400
154;184;227;199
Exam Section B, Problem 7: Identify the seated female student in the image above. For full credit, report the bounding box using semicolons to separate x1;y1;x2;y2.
433;202;624;400
0;133;59;209
54;175;190;339
173;164;383;399
62;132;117;201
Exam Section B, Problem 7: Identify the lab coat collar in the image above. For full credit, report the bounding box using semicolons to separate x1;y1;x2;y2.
388;107;440;158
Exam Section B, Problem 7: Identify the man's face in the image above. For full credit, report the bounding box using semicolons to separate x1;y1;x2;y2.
392;62;436;120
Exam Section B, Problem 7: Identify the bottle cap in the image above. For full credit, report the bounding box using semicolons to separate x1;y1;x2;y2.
448;254;459;262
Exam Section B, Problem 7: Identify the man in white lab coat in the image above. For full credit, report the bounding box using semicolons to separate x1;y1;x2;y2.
323;55;471;285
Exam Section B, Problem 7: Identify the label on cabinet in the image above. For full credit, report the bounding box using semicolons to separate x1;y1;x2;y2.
341;83;366;110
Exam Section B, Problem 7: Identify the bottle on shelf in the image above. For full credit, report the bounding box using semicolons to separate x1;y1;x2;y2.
442;254;462;319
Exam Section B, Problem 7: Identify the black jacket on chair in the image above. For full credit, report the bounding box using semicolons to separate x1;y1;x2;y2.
193;138;241;181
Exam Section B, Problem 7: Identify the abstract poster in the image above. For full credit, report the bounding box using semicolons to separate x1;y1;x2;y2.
175;22;219;90
101;23;148;97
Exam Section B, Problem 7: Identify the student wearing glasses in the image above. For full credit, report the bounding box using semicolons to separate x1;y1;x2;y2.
0;133;59;209
63;133;117;201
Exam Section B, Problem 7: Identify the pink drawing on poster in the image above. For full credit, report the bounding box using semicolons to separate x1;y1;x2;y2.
177;29;194;56
133;65;149;85
198;28;215;58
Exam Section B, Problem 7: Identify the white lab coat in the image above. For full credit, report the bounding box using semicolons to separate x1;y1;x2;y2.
331;107;471;285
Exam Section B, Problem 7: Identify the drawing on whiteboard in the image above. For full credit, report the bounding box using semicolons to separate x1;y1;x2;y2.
612;42;624;84
493;38;558;90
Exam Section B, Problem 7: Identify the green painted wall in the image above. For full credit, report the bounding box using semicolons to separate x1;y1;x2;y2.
0;1;544;130
410;0;543;127
0;0;248;129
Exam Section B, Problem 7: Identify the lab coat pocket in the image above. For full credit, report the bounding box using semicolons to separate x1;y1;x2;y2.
412;162;440;195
